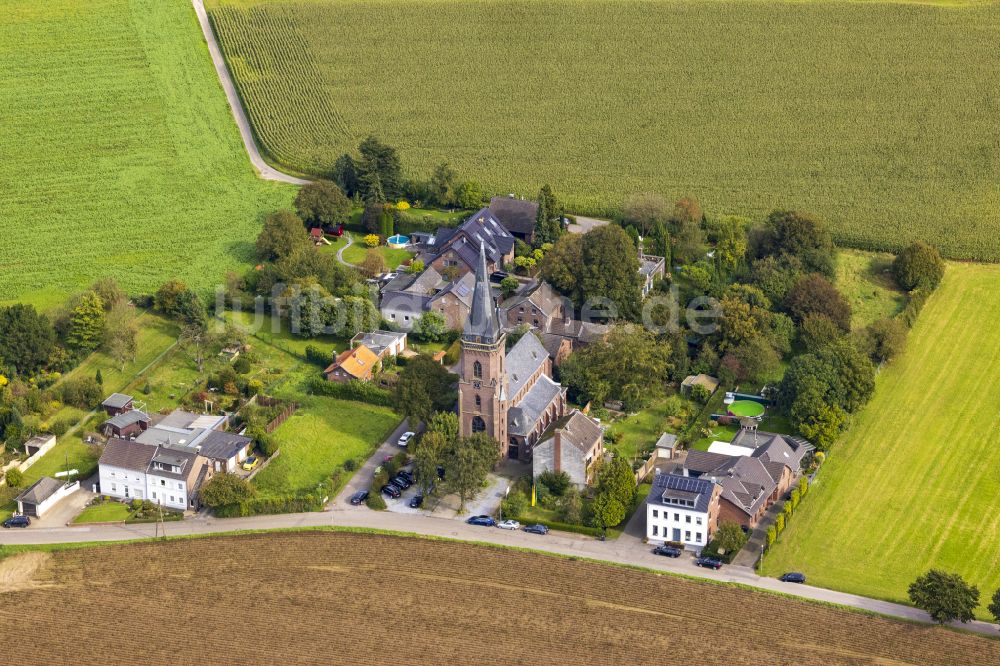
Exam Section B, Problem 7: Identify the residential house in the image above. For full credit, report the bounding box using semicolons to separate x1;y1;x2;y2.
324;345;381;383
639;253;666;297
537;332;573;366
134;409;251;473
489;195;539;244
501;281;608;349
680;373;719;397
424;207;515;278
15;477;79;518
532;410;604;487
351;330;408;360
98;438;211;511
101;392;134;417
646;472;721;549
427;271;476;330
457;245;567;461
379;266;446;330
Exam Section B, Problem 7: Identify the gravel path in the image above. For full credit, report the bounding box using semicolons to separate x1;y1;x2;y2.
192;0;310;186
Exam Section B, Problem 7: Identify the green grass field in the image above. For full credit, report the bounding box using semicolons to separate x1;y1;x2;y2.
341;242;415;269
836;249;907;328
73;502;131;524
763;262;1000;618
207;0;1000;259
0;0;293;306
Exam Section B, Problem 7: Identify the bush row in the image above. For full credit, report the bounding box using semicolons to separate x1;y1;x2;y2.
213;494;325;518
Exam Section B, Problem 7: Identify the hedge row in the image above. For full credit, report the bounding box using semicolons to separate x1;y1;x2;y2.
213;494;325;518
522;518;603;538
307;377;394;407
897;288;930;328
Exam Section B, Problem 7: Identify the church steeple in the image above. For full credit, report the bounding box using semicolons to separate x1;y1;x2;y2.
463;243;500;344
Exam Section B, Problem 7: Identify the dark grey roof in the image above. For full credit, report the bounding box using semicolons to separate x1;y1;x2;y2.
537;332;570;360
502;281;567;322
732;429;812;472
429;271;476;309
436;208;515;268
15;477;64;505
195;430;252;461
149;447;199;480
538;410;602;453
103;410;150;430
99;438;157;472
508;375;563;437
682;450;734;475
505;331;549;397
650;473;715;514
462;243;502;344
101;393;133;409
489;196;539;235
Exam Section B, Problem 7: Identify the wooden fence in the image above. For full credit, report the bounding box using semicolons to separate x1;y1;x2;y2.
264;402;299;434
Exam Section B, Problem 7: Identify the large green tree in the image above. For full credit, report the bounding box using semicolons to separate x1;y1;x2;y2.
753;209;835;278
256;210;310;262
201;473;256;508
443;433;501;510
534;184;564;245
893;241;945;292
540;233;584;304
784;273;852;332
294;180;352;228
65;291;106;354
357;135;402;200
622;192;669;237
394;355;458;424
579;224;642;319
908;570;979;624
560;324;671;411
0;304;56;376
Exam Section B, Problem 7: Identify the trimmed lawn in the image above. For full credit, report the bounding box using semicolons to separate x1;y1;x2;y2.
21;435;100;486
73;502;131;524
254;395;399;496
341;242;414;269
609;396;692;461
763;263;1000;619
837;249;906;329
691;424;739;452
225;311;348;360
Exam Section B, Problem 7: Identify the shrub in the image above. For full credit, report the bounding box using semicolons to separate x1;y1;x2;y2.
232;356;252;374
304;345;331;367
798;477;809;496
538;470;571;497
364;234;380;248
307;377;393;406
201;473;256;509
775;513;785;533
790;487;801;510
343;458;358;472
766;526;777;548
366;491;387;510
893;242;945;292
500;490;528;519
690;383;711;404
4;467;23;488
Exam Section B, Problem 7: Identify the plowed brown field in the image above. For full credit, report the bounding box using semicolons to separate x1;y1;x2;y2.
1;532;995;665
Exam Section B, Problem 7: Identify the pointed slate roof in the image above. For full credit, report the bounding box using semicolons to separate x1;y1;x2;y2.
462;243;501;344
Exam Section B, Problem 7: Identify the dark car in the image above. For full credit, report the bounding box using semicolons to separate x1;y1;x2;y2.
694;556;724;570
349;490;369;505
779;572;806;584
522;524;549;535
466;515;496;527
392;475;412;489
409;494;424;508
2;515;30;528
653;545;682;558
381;484;402;499
396;470;415;484
490;270;510;283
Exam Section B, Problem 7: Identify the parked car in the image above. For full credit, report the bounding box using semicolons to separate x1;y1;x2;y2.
522;524;549;535
2;515;30;528
490;270;510;283
349;490;369;506
397;431;415;447
396;469;415;483
497;519;520;530
392;475;412;489
466;515;496;527
409;494;424;508
381;484;402;499
694;556;724;570
779;572;806;584
653;545;682;558
241;455;259;471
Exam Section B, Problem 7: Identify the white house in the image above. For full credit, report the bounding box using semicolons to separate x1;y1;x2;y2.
15;477;79;517
98;438;210;511
646;472;720;550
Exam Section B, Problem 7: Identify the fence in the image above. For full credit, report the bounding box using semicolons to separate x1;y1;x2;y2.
264;403;298;434
247;448;281;481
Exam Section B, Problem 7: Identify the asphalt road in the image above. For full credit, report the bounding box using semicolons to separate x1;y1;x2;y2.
192;0;310;186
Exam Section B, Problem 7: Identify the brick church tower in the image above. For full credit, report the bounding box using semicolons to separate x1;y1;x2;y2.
458;244;508;452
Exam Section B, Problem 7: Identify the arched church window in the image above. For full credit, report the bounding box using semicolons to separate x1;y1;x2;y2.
473;361;482;378
472;416;486;433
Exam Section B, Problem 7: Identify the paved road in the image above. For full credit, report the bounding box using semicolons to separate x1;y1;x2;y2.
192;0;310;186
4;498;997;636
567;215;611;234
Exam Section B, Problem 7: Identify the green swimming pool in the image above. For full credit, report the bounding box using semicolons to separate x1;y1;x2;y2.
728;400;765;418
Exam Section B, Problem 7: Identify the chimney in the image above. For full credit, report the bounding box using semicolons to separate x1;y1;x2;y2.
553;432;562;472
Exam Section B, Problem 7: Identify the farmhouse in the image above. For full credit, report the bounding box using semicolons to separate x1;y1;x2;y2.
532;410;604;487
646;472;721;549
424;208;515;278
458;245;567;461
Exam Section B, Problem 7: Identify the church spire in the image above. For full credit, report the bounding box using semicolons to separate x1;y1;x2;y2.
463;243;500;344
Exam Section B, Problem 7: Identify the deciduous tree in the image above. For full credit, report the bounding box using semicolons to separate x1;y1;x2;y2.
0;304;56;376
893;241;945;292
256;210;309;262
908;570;979;624
294;180;352;228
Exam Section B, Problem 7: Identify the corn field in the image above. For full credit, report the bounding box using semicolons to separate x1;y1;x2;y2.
6;532;997;663
208;0;1000;260
0;0;293;306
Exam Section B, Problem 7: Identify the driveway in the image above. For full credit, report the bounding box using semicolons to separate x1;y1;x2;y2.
30;481;96;528
334;418;413;505
567;215;611;234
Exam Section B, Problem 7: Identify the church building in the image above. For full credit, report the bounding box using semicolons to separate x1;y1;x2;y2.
458;244;567;460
